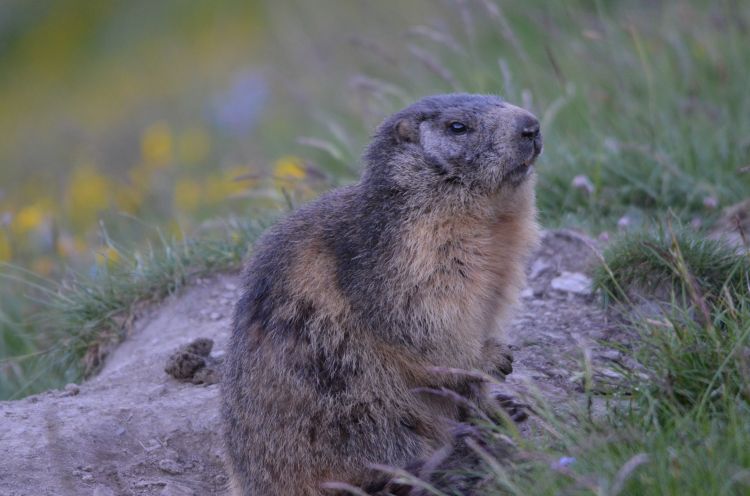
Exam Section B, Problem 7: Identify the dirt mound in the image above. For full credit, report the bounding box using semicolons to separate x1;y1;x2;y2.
0;230;625;496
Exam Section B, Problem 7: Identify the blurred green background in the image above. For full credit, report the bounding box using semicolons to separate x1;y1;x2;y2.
1;0;749;398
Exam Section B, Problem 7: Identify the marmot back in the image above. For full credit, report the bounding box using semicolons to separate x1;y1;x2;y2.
222;93;542;495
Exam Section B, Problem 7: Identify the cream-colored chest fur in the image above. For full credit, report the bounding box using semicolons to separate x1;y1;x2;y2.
392;182;538;367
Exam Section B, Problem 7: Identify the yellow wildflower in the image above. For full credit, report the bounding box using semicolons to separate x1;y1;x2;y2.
12;204;46;234
273;155;306;180
141;121;173;167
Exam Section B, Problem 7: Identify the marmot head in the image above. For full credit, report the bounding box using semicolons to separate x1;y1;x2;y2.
363;93;542;196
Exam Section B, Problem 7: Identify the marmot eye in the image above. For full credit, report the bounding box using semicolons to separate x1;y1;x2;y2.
448;121;468;135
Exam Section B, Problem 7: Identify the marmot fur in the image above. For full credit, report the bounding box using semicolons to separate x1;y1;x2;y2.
222;93;542;495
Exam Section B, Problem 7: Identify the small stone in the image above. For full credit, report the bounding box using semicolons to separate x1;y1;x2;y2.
600;349;622;361
62;383;80;396
158;459;184;475
224;282;237;291
81;473;94;482
529;258;551;280
160;483;195;496
520;288;534;299
209;312;221;321
597;367;623;379
571;175;595;195
551;456;577;469
134;480;167;489
550;271;592;295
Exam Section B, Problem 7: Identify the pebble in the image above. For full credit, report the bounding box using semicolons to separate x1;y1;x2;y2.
158;459;184;475
549;271;592;295
529;259;552;280
597;367;623;379
599;349;622;361
134;480;167;489
160;483;195;496
551;456;577;469
63;383;80;396
209;312;222;321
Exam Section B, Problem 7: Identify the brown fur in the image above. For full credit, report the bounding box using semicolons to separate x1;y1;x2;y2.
222;94;541;495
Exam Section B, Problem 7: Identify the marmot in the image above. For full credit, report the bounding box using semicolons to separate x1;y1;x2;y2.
222;93;542;495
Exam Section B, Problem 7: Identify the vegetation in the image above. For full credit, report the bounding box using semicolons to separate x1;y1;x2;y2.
406;233;749;495
593;226;750;306
1;218;267;399
1;1;749;494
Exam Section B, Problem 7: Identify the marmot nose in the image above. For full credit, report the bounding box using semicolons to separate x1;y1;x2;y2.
517;115;540;140
516;114;542;155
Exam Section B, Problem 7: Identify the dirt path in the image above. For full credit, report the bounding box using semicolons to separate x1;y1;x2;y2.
0;230;624;496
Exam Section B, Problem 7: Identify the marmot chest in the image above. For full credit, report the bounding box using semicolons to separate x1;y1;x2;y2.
395;215;519;335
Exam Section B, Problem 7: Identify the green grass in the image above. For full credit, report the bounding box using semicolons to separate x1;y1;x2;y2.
272;0;750;230
592;226;750;307
0;216;269;399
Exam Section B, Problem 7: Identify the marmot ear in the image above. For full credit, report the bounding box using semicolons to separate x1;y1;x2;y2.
393;118;419;144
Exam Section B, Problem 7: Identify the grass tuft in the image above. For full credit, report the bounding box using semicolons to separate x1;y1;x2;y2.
0;217;269;399
592;227;750;307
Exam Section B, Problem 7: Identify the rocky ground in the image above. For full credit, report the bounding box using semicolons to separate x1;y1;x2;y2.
0;230;630;496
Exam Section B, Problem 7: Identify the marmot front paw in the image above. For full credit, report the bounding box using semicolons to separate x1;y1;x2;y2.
492;391;530;423
485;341;514;379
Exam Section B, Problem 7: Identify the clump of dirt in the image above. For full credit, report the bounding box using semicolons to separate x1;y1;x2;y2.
0;230;630;496
165;338;223;385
